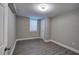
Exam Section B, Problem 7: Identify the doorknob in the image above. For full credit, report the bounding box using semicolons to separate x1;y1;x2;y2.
4;47;11;51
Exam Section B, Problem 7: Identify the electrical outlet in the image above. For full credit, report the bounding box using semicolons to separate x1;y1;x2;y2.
71;42;76;45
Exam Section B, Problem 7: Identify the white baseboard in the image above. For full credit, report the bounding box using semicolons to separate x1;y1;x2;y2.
10;41;16;55
43;39;51;42
9;37;41;55
16;37;41;42
10;37;79;54
45;39;79;54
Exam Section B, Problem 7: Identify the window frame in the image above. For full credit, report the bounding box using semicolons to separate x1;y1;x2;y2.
29;17;37;32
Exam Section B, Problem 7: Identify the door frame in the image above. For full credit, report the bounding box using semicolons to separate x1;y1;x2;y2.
0;3;5;55
0;3;9;55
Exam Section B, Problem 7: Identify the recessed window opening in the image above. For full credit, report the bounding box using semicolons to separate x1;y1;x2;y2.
29;17;37;32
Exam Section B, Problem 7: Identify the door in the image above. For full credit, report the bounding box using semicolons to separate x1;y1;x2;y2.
40;19;45;39
0;4;5;55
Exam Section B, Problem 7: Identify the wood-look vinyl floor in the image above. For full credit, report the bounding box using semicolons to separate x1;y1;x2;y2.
13;39;78;55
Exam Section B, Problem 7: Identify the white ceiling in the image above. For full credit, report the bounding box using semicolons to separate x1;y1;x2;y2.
15;3;79;18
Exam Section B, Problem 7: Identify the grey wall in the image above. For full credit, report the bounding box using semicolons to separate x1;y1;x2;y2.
51;9;79;50
45;18;51;40
40;19;45;39
16;16;40;39
7;7;16;54
40;18;51;41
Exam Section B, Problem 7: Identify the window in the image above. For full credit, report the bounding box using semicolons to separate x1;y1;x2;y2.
30;17;37;32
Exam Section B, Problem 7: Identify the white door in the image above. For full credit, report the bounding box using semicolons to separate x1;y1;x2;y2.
0;4;5;55
40;19;45;39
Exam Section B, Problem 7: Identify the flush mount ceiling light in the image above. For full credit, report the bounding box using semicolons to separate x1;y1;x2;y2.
38;4;49;12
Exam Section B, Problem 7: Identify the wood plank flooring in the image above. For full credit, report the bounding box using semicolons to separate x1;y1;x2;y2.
13;39;78;55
